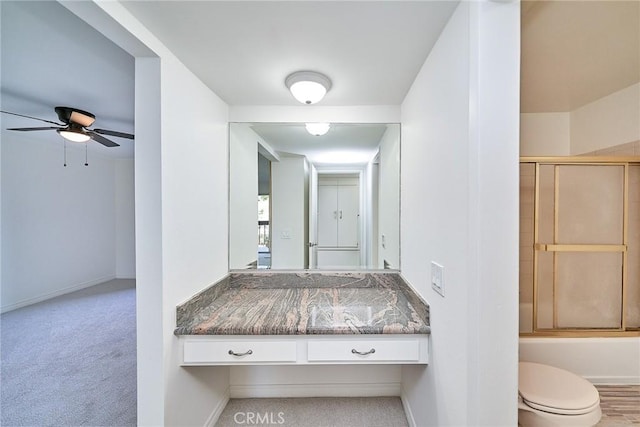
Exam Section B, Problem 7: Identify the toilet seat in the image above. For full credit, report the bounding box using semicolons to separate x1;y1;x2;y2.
519;362;600;416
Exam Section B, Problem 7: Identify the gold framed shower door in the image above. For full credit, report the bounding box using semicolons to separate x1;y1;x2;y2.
520;157;640;337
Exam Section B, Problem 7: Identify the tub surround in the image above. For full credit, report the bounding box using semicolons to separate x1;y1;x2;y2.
175;272;430;336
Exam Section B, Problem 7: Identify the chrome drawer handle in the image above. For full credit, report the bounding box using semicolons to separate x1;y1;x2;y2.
228;349;253;357
351;348;376;356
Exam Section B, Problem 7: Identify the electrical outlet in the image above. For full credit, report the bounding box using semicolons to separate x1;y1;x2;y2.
431;261;444;297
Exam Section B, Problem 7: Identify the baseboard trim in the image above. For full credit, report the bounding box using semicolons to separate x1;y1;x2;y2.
230;382;401;399
586;376;640;385
204;387;230;427
400;388;417;427
0;275;116;313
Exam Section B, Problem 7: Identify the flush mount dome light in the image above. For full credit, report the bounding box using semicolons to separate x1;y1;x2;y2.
305;123;331;136
58;128;90;143
285;71;332;105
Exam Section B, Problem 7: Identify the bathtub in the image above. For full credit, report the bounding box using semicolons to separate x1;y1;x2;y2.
519;301;640;384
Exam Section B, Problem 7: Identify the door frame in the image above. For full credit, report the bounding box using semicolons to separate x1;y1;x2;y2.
311;165;368;268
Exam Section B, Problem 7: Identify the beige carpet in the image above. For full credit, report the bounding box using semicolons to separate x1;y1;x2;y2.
1;279;137;426
216;396;409;427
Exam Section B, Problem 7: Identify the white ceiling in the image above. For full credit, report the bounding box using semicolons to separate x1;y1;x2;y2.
120;1;459;106
0;1;135;158
1;0;638;161
248;122;392;165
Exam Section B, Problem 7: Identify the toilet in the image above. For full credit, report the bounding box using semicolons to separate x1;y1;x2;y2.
518;362;602;427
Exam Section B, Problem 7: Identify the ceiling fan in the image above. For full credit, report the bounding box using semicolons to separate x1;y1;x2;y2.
1;106;134;147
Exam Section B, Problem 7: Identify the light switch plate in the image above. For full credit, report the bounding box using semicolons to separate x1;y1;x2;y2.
280;229;292;239
431;261;444;297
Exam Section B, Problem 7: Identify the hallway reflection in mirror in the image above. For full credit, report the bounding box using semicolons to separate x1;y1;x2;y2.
229;123;400;271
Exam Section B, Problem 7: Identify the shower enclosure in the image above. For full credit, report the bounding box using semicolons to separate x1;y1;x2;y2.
520;157;640;336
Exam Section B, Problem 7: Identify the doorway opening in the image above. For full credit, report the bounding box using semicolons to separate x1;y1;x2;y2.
312;172;363;269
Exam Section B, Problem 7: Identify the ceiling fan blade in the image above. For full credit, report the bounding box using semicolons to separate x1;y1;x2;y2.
87;131;120;147
92;128;134;139
7;126;62;131
1;110;62;126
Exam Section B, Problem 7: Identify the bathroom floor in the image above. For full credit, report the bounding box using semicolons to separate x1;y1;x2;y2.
215;397;408;427
597;385;640;426
216;386;639;426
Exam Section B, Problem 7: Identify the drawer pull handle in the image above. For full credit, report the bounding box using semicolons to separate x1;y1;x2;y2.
228;349;253;357
351;348;376;356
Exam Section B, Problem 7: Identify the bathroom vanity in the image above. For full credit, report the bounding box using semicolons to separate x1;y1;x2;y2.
174;272;430;366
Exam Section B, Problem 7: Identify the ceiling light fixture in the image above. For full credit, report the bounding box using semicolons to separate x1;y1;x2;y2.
58;128;90;143
305;123;331;136
285;71;332;105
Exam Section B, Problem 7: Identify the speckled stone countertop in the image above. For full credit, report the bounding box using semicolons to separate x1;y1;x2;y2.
174;272;430;335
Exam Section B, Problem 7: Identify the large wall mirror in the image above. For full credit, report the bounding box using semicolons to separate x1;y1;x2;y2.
229;122;400;271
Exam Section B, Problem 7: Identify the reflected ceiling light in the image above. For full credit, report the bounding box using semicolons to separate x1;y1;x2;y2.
57;128;90;143
305;122;330;136
285;71;332;105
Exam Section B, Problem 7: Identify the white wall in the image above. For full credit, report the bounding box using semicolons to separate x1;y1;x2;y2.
271;155;307;269
0;2;3;305
377;125;400;269
400;5;472;423
61;2;231;425
520;112;570;156
229;124;259;269
230;365;402;398
160;52;230;427
400;2;519;426
229;105;400;124
520;83;640;156
115;158;135;278
134;56;165;426
571;82;640;154
467;3;520;423
369;162;379;267
1;132;119;312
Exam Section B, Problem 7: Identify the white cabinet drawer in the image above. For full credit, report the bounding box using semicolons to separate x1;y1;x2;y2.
183;340;297;364
307;339;420;363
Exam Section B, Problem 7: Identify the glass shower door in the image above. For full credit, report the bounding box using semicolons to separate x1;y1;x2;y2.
534;164;626;332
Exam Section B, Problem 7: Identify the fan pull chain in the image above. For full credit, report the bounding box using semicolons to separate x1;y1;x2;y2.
84;143;88;166
64;140;67;167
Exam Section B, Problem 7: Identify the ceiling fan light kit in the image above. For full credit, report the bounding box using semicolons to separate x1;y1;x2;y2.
57;128;91;143
285;71;332;105
1;106;133;148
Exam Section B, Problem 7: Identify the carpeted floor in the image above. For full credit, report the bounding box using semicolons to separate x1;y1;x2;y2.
215;396;409;427
1;279;137;426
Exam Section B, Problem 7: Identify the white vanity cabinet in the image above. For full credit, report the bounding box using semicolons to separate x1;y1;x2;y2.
180;335;429;366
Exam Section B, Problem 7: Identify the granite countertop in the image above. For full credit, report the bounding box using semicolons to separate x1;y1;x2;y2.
174;272;430;336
